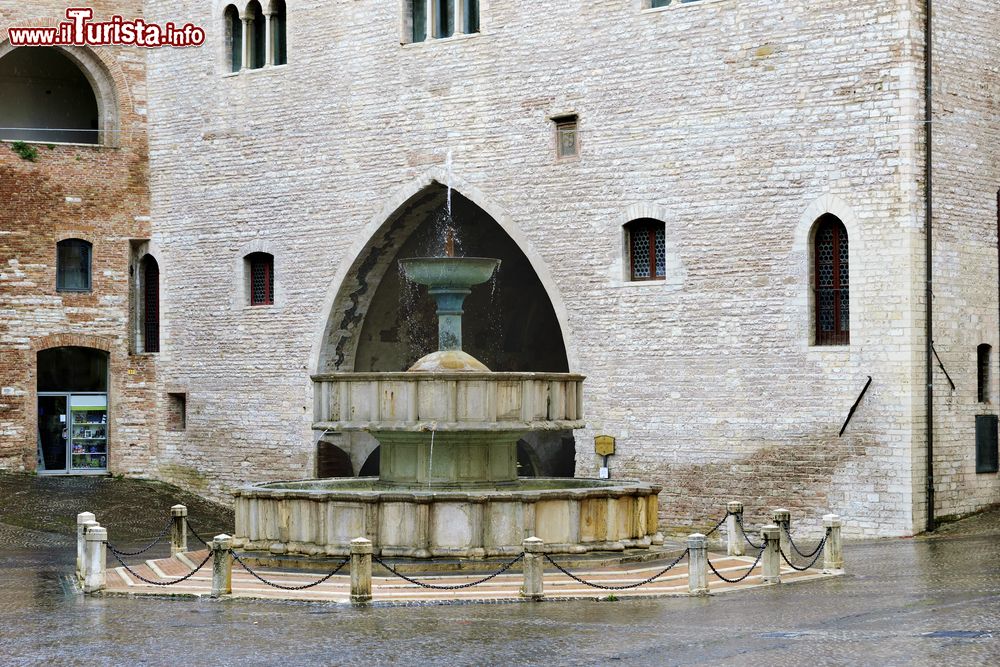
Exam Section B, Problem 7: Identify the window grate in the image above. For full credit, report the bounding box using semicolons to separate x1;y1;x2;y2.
143;258;159;353
627;219;666;281
249;253;274;306
814;216;849;345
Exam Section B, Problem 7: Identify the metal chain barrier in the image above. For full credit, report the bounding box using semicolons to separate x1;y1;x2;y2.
781;524;825;559
703;512;730;538
230;550;350;590
735;513;765;549
373;554;524;590
185;520;211;548
778;529;830;572
707;538;766;583
108;546;214;586
104;517;174;557
543;549;690;591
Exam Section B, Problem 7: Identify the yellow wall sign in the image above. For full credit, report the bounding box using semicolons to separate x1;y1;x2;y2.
594;435;615;457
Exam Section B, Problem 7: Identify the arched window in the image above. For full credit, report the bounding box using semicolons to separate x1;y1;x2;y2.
224;5;243;72
0;47;99;144
464;0;480;33
813;214;849;345
246;1;266;69
56;239;92;292
246;252;274;306
141;256;160;353
270;0;287;66
625;218;665;281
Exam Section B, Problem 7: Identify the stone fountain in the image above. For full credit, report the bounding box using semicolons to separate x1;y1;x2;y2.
234;231;663;559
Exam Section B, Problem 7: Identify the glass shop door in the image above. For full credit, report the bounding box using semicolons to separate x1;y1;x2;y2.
37;395;68;472
69;394;108;471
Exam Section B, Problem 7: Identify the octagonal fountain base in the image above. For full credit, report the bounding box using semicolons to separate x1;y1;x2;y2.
233;478;664;559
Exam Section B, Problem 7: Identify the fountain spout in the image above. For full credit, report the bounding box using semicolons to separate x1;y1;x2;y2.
399;256;500;368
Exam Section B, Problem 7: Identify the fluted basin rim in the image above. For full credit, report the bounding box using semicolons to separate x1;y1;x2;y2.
399;257;501;288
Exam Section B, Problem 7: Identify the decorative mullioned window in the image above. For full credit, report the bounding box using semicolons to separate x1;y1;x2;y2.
247;252;274;306
626;219;666;281
408;0;479;43
813;215;850;345
224;5;242;72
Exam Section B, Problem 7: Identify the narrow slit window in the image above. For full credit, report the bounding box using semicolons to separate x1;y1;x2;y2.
247;1;266;69
411;0;427;42
142;256;160;353
813;215;850;345
248;252;274;306
626;219;666;281
224;5;242;72
270;0;287;65
979;344;991;403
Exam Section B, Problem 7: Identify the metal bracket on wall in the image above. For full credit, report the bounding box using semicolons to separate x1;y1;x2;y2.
839;376;873;437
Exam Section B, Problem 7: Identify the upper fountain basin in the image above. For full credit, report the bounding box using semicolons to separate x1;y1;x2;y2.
400;257;500;289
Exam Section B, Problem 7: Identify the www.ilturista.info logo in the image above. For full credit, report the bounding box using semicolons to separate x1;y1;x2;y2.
8;8;205;48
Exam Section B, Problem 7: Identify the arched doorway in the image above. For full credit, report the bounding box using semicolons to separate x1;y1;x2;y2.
317;181;576;477
37;347;109;473
0;47;99;144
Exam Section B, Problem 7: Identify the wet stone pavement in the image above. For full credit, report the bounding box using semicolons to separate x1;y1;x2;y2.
1;472;998;666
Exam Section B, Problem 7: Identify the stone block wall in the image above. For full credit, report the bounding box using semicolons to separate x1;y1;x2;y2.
919;0;1000;524
143;0;934;536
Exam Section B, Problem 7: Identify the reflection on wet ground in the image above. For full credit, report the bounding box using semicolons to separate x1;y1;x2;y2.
1;473;998;666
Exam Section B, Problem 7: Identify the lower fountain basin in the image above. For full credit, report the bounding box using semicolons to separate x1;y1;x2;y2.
233;478;664;558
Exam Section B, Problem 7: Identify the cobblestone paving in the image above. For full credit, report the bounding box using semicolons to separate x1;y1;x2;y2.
1;473;997;666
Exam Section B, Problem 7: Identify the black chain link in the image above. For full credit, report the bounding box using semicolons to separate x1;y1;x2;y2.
735;513;765;549
778;530;829;572
373;554;524;590
108;546;214;586
543;549;689;591
231;550;350;590
105;517;175;557
185;519;211;547
703;512;730;538
781;524;826;559
706;538;766;583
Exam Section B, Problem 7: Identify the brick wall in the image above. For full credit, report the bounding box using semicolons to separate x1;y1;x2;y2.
0;1;156;474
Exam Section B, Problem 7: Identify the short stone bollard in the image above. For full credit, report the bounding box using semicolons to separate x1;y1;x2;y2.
772;508;791;557
76;512;96;580
726;502;744;556
761;524;781;584
822;514;844;573
520;537;545;601
210;534;233;598
170;504;188;556
350;537;373;604
687;533;708;595
83;525;107;594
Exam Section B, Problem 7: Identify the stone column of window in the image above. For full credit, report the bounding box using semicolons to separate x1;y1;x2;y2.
264;10;274;66
425;0;436;39
242;14;253;70
454;0;465;35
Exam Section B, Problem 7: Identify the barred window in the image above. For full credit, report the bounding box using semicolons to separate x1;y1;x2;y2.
142;255;160;353
247;252;274;306
814;215;849;345
626;219;665;281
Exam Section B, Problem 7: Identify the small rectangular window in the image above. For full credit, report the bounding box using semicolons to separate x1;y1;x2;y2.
167;393;187;431
554;115;578;159
56;239;92;292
